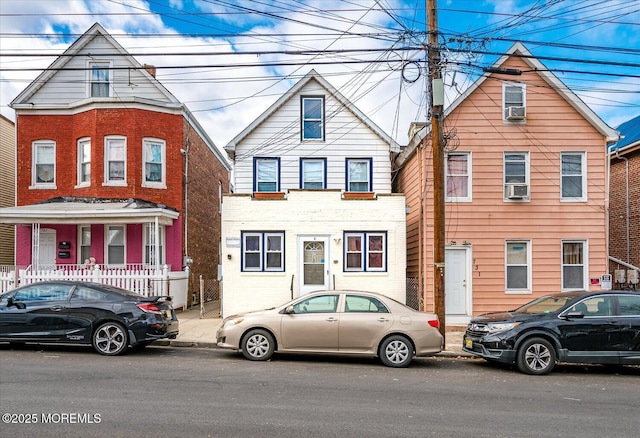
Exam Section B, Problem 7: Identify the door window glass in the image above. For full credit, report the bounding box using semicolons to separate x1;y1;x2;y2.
292;295;338;314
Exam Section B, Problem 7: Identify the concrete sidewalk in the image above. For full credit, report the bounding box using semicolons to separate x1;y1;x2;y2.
160;307;473;358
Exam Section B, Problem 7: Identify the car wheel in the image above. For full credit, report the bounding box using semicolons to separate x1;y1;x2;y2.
93;322;128;356
379;335;413;368
242;329;275;361
516;337;556;375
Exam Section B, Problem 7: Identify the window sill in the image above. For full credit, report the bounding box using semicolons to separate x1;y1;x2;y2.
342;191;376;200
102;182;128;187
29;184;57;190
75;183;90;189
142;183;167;189
252;192;287;200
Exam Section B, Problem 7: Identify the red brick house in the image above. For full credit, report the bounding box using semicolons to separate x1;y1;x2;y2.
608;115;640;289
0;23;231;305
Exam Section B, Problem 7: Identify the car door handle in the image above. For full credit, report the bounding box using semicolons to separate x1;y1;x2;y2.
50;305;65;312
377;317;390;322
326;317;338;322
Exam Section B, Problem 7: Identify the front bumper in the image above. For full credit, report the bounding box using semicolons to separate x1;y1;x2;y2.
462;333;517;364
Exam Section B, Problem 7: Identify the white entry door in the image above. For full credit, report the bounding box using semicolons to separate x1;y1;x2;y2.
445;247;469;316
39;228;57;267
298;236;329;296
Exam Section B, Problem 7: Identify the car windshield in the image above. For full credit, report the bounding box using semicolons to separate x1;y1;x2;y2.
513;295;577;314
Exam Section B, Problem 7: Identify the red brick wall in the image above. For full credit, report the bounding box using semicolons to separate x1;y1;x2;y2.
609;149;640;273
182;119;230;290
16;109;183;210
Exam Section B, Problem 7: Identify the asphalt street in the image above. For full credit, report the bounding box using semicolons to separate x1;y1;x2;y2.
1;344;638;438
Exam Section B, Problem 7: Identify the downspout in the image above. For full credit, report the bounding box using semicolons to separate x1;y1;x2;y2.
615;151;630;263
181;138;191;268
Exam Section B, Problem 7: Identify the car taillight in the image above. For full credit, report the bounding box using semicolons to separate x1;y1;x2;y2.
137;303;162;314
428;319;439;329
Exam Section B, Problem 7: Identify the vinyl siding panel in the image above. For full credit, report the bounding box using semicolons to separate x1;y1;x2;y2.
0;116;16;264
233;80;392;194
395;53;610;318
28;35;172;106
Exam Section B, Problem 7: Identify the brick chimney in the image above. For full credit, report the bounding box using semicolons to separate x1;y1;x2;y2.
144;64;156;78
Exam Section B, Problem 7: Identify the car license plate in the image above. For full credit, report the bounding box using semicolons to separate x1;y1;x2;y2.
465;338;473;349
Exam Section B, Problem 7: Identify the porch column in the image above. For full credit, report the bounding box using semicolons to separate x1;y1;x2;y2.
154;217;160;268
31;223;40;268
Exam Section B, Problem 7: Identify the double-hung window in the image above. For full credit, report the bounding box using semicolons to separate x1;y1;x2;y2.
503;83;526;121
78;226;91;264
254;158;279;192
143;223;165;266
77;138;91;186
32;140;56;187
346;158;371;192
104;136;126;185
344;232;386;272
504;152;529;200
300;158;326;189
106;225;125;265
242;232;284;272
562;241;586;290
445;152;471;201
301;96;324;140
505;240;531;292
89;62;110;97
142;138;166;188
561;152;586;201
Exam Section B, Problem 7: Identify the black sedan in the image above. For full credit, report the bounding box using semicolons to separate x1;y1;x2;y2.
0;281;179;355
463;291;640;375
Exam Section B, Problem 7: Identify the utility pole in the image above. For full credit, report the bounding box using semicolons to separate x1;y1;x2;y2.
427;0;446;340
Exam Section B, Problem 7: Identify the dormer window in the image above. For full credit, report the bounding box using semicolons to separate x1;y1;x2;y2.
301;96;324;140
503;83;526;121
89;62;111;97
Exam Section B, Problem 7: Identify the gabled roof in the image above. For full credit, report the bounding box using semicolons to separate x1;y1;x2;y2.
10;23;231;171
11;22;180;108
397;42;619;165
225;69;400;159
609;114;640;155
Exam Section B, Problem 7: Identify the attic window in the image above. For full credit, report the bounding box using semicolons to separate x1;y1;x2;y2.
89;62;110;97
503;83;526;121
301;96;324;140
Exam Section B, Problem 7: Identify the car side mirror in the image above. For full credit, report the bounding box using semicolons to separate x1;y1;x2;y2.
563;311;585;319
284;305;295;314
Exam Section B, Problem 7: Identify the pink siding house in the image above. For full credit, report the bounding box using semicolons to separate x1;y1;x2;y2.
394;43;619;325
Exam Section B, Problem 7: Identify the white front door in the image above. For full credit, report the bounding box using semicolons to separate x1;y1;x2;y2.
39;228;57;267
298;236;329;296
445;247;470;318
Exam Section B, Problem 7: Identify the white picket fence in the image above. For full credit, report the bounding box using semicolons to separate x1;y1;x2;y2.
0;264;189;309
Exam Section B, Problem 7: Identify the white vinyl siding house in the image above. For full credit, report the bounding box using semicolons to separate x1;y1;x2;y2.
222;70;405;317
230;79;393;195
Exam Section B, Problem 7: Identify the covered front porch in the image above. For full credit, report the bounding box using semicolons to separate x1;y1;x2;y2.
0;198;189;308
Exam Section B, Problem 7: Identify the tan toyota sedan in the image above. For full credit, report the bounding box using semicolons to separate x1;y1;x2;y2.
216;290;443;367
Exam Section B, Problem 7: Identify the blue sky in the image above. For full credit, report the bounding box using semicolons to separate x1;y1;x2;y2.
1;0;639;147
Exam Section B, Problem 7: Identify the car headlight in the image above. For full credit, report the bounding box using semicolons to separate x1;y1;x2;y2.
486;322;520;333
222;318;244;329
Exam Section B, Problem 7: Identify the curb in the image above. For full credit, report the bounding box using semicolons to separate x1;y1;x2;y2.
155;339;475;357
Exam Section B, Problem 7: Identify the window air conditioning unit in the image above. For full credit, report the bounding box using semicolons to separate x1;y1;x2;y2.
505;106;526;120
507;184;528;199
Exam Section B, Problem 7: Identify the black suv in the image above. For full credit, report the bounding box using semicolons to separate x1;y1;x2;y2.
462;291;640;375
